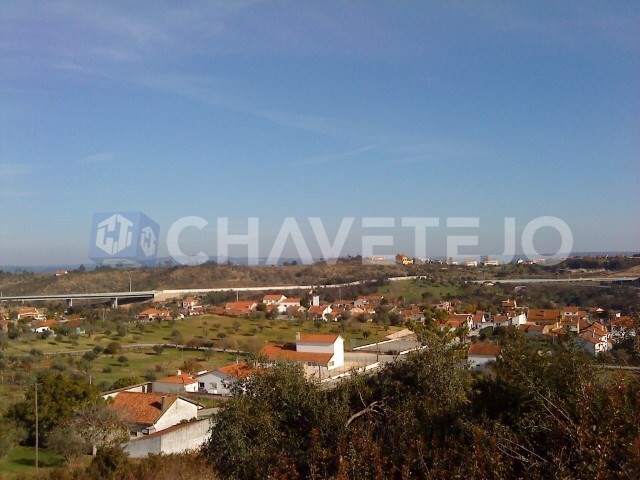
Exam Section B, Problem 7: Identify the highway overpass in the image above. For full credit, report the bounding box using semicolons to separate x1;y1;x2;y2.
0;291;157;307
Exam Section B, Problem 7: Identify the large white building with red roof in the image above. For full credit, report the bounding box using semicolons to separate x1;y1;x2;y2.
260;333;345;371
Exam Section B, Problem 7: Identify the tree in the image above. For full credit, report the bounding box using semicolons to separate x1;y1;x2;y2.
110;376;145;390
104;341;122;355
152;344;164;355
49;400;128;460
0;418;27;459
5;371;99;445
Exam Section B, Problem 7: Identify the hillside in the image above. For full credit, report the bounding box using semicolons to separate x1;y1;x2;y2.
0;262;450;296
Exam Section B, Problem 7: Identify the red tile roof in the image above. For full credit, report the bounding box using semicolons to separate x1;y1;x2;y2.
468;343;501;357
579;333;602;345
155;373;198;385
263;294;285;301
297;333;341;343
217;362;253;379
108;392;177;425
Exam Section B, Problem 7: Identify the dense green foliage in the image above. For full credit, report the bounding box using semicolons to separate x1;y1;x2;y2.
203;334;640;479
4;371;99;446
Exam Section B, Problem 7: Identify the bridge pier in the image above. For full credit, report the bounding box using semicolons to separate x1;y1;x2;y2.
111;297;119;308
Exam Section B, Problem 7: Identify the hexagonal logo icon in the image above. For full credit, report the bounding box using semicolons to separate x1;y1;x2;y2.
139;225;157;257
95;213;134;255
89;212;159;267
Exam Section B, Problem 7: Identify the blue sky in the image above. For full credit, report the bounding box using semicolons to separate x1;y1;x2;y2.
1;1;639;265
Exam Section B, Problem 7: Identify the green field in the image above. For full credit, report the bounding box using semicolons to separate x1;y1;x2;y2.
377;278;463;304
2;313;396;357
0;447;64;478
0;313;400;400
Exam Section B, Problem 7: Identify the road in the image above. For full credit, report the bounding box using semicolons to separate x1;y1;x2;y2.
472;277;639;284
3;273;637;305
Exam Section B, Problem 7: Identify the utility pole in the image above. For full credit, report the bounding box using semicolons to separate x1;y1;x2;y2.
35;382;39;472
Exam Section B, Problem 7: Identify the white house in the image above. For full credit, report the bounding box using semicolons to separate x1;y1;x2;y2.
260;333;345;371
105;391;198;436
467;343;501;371
196;362;253;396
471;314;487;330
493;315;511;328
295;333;344;369
263;294;286;305
444;313;472;331
152;371;199;393
578;333;612;356
307;305;333;321
281;298;302;308
508;313;527;327
16;307;46;321
182;298;199;310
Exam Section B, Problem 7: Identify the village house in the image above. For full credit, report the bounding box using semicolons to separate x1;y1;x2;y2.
105;391;198;435
104;391;208;458
182;297;199;309
55;269;68;276
263;294;286;305
136;308;172;322
395;253;414;265
501;299;517;310
152;371;199;393
16;307;46;321
224;300;257;317
196;362;253;396
281;298;302;308
562;306;587;322
467;343;501;371
31;319;58;333
611;316;636;341
443;313;472;331
492;315;511;328
577;333;612;356
581;323;610;342
471;314;487;330
527;309;562;326
354;295;384;308
260;333;345;371
307;304;333;321
518;323;546;337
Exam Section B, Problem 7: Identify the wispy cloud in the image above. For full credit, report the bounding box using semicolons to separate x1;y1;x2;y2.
78;152;116;164
136;73;361;139
296;142;390;165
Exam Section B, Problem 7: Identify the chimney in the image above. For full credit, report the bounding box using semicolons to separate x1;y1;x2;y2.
312;295;320;307
161;395;168;411
176;369;181;376
295;332;301;342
